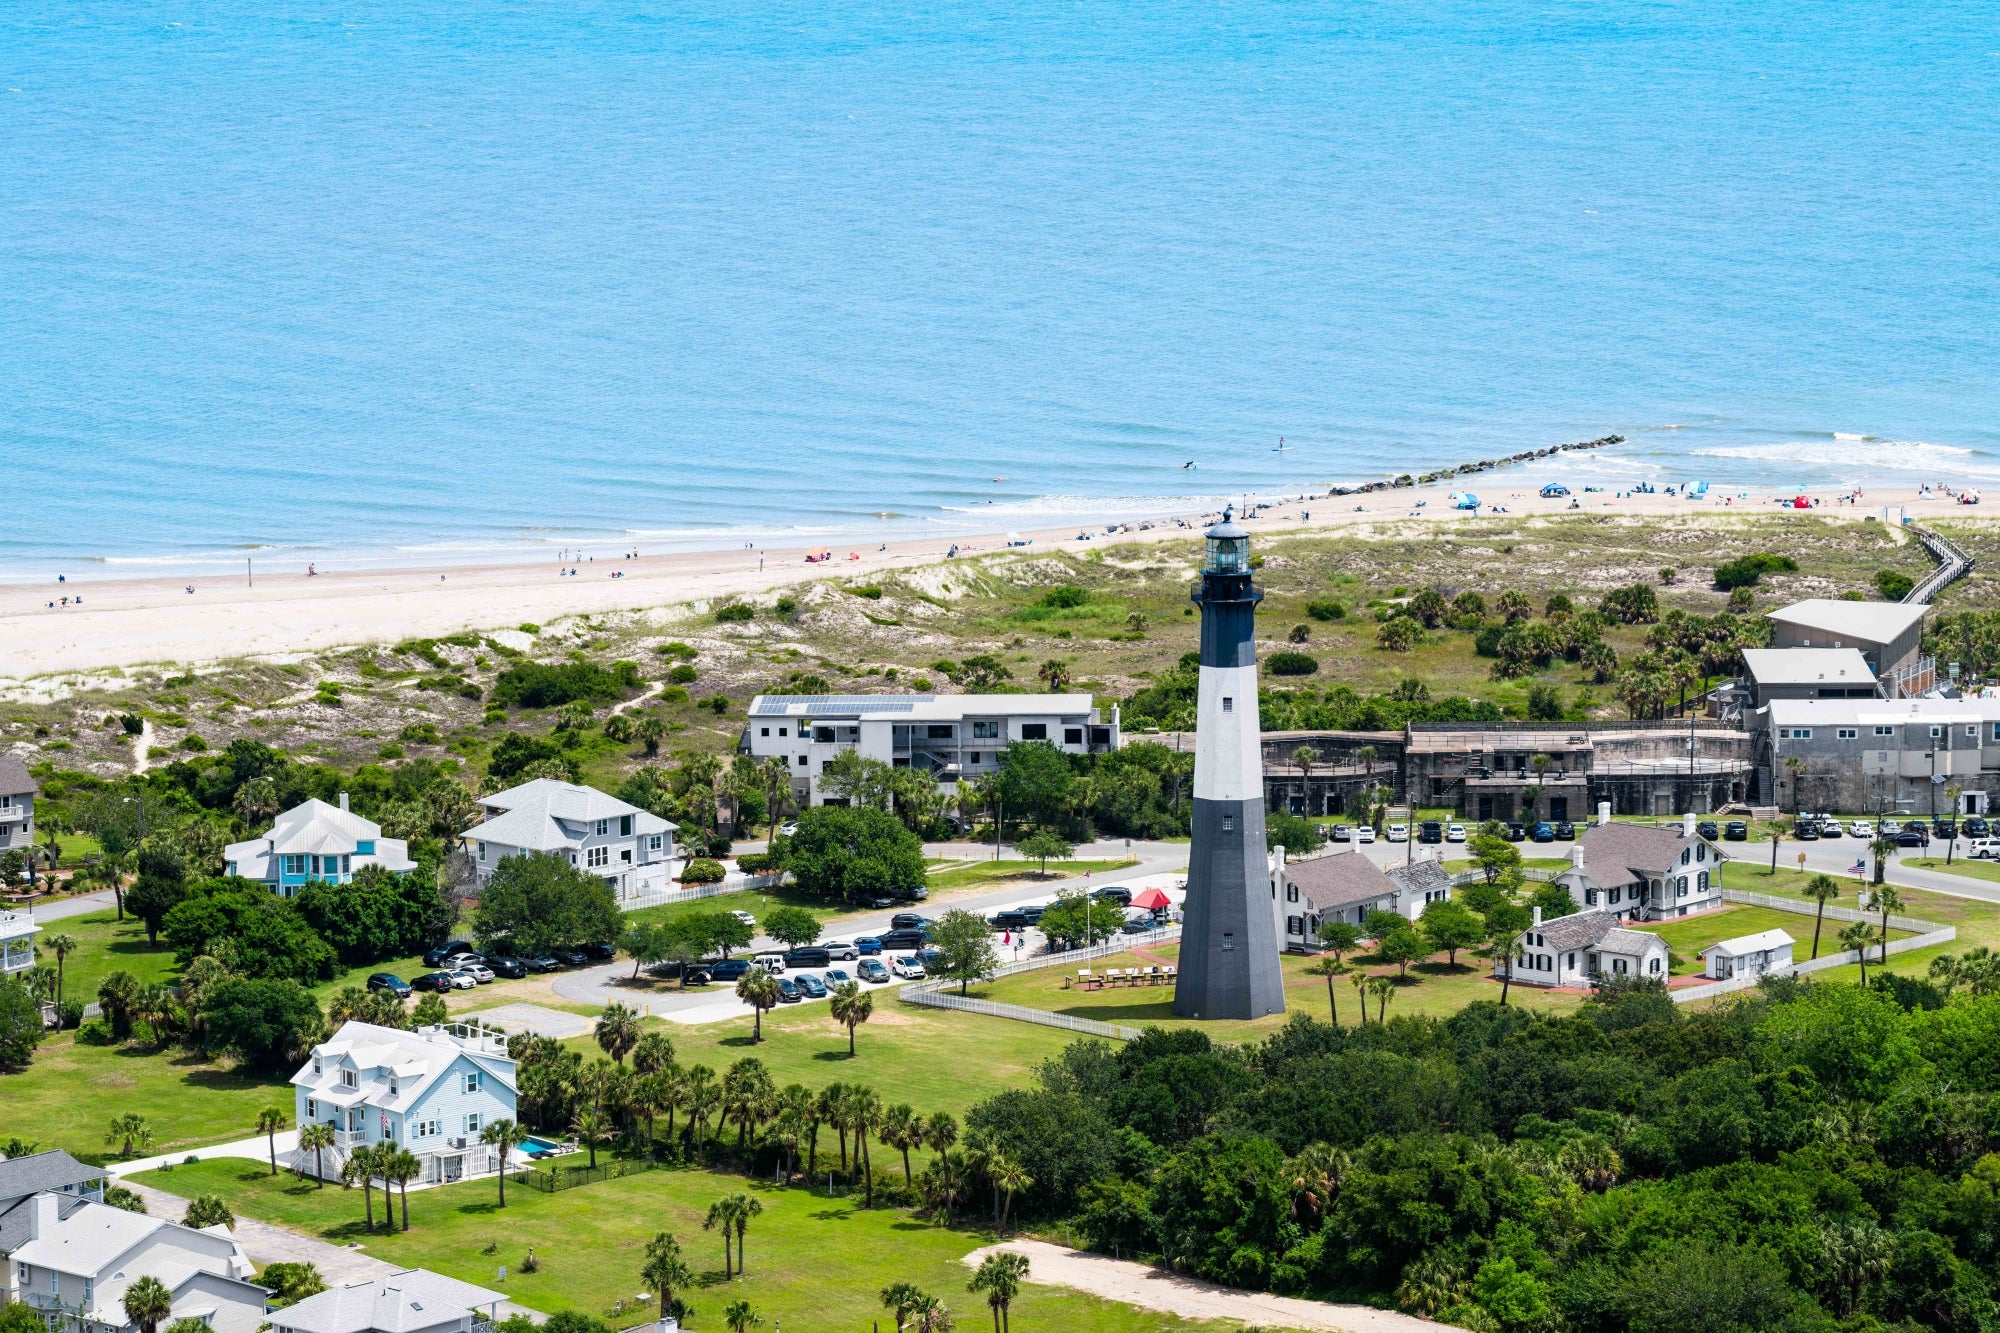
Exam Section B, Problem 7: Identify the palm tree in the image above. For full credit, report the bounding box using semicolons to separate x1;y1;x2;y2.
991;1156;1032;1233
383;1148;421;1232
759;758;793;843
704;1196;741;1277
1784;756;1808;815
232;777;280;832
969;1252;1030;1333
829;980;873;1056
1802;873;1840;959
298;1122;336;1186
722;1059;776;1152
684;1066;721;1149
1872;884;1905;955
342;1143;382;1233
848;1086;885;1207
43;933;76;1002
635;714;668;759
1305;956;1345;1024
1350;969;1372;1021
1291;744;1317;812
810;1083;843;1178
730;1192;764;1274
724;1299;764;1333
736;970;780;1042
570;1107;613;1170
480;1119;529;1207
1768;821;1786;874
122;1275;174;1333
641;1231;693;1318
106;1114;153;1160
1037;659;1071;692
632;1031;676;1075
257;1107;288;1176
1840;920;1875;984
1869;835;1897;886
595;1003;641;1064
1370;975;1396;1022
881;1104;922;1187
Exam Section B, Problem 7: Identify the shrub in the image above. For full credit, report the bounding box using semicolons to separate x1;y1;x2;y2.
679;858;726;885
659;686;690;705
775;595;799;616
1306;599;1346;622
57;999;84;1030
702;695;729;714
518;622;541;634
851;585;884;600
1875;569;1915;600
1712;552;1798;590
667;664;697;685
735;853;777;874
654;641;696;660
715;603;754;623
1040;586;1089;609
179;734;207;751
1378;616;1422;652
77;1018;114;1045
399;722;442;745
1266;651;1319;676
490;661;636;709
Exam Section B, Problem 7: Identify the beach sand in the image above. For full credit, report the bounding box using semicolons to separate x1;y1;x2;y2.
0;477;1980;678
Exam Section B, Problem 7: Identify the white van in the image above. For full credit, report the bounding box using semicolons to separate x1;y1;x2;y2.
1966;839;2000;861
752;952;788;973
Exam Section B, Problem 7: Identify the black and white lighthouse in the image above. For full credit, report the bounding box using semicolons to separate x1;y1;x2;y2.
1172;508;1286;1021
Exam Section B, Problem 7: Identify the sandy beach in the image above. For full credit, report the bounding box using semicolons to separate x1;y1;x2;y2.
1;475;1982;680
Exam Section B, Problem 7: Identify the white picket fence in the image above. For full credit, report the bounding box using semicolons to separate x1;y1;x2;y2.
1669;889;1954;1004
618;869;786;913
897;924;1182;1040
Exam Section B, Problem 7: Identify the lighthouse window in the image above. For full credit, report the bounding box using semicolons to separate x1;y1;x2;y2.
1222;814;1235;832
1222;697;1234;713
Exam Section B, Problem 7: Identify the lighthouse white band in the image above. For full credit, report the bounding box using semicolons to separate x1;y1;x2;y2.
1192;663;1263;802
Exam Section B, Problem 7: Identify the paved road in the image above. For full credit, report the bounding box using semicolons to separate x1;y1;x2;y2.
962;1240;1438;1333
15;888;120;923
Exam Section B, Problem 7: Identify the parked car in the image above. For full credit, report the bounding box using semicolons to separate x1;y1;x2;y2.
522;954;561;973
1724;821;1749;841
817;939;860;961
1017;905;1047;923
444;970;479;990
1966;838;2000;860
411;971;457;993
366;972;412;998
774;977;803;1003
880;928;929;951
1355;826;1377;844
1531;822;1556;842
852;936;884;955
823;968;853;985
422;940;477;967
731;910;757;928
1894;827;1928;848
796;973;828;998
455;960;496;984
1553;821;1576;840
753;951;788;973
1386;823;1409;843
1817;820;1843;838
680;968;713;986
550;947;586;967
786;946;833;970
1935;819;1959;840
1504;822;1528;841
1964;817;1992;839
1418;821;1443;844
1849;820;1876;838
582;942;616;961
858;958;892;983
484;956;528;979
889;913;932;930
1794;823;1819;841
989;910;1035;930
890;955;927;980
1445;823;1468;843
1330;823;1353;842
1696;821;1719;840
708;959;752;981
1092;887;1133;907
1120;918;1154;934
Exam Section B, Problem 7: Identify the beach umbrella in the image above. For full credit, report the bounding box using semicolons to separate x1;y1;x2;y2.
1130;887;1171;910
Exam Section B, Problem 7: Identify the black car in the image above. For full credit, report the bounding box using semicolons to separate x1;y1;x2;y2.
880;928;929;951
1965;817;1992;838
366;972;412;997
555;947;590;967
522;954;561;973
1504;822;1528;841
1895;828;1928;847
1120;919;1154;934
1531;822;1555;842
1795;823;1819;841
774;977;803;1003
989;910;1035;930
708;958;752;981
1017;904;1046;923
582;942;617;961
889;913;932;931
422;940;477;967
1553;821;1576;840
785;946;833;969
483;955;529;979
1696;821;1719;840
411;970;457;993
1418;820;1444;844
1724;821;1749;841
1091;887;1133;907
1935;819;1959;840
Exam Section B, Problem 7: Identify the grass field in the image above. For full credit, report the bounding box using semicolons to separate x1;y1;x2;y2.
925;857;1138;892
133;1158;1232;1333
1905;856;2000;885
33;908;181;1008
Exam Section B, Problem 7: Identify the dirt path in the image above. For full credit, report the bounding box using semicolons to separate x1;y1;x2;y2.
962;1240;1440;1333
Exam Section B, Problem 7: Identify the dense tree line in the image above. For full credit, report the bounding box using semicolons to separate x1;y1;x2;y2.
955;978;2000;1333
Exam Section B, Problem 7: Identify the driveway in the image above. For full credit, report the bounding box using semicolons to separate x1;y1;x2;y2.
16;888;121;922
961;1239;1440;1333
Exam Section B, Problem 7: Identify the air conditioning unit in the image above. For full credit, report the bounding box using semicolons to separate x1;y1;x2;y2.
449;1137;468;1149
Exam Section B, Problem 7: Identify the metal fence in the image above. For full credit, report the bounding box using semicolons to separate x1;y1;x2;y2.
508;1156;661;1193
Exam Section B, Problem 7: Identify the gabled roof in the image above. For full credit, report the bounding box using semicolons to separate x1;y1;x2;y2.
1534;909;1666;956
0;755;35;797
1741;648;1876;687
294;1022;515;1114
1388;858;1452;898
0;1191;91;1255
1766;599;1927;645
0;1148;104;1203
1704;929;1795;958
1282;850;1400;911
9;1197;163;1268
266;799;383;855
461;779;674;851
1572;821;1702;883
272;1269;505;1333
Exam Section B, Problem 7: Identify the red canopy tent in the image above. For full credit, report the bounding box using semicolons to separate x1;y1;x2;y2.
1130;887;1172;910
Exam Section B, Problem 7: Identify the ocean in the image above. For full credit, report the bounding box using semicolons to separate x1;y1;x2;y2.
3;0;1997;578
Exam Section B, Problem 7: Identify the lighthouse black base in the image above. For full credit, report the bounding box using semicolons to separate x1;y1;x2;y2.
1172;797;1286;1020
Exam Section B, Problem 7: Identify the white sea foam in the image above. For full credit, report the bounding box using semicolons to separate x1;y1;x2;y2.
1692;438;1985;476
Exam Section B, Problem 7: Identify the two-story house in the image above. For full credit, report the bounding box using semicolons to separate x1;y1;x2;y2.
459;779;675;903
1553;815;1725;921
0;756;36;856
0;909;38;981
267;1270;505;1333
4;1193;265;1333
1272;848;1453;951
224;795;416;898
292;1022;518;1186
0;1150;105;1258
741;693;1118;806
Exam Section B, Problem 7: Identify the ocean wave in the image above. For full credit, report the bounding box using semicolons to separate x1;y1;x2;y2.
1692;439;1982;472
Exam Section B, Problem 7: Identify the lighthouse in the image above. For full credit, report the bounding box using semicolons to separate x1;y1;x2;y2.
1172;507;1286;1021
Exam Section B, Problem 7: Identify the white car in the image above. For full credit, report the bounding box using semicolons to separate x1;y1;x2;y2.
1445;823;1468;843
890;955;927;980
1849;821;1875;838
1967;838;2000;861
1386;823;1409;843
1355;826;1377;844
445;970;479;990
455;962;495;984
731;910;757;928
752;952;788;973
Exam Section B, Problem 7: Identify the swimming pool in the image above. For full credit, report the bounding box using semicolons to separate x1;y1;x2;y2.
522;1136;563;1157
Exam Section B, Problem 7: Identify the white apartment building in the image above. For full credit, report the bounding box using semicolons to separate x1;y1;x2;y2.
742;693;1118;805
459;779;676;902
1758;695;2000;815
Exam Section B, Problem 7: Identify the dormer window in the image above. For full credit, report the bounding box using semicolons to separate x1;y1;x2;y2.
340;1068;358;1088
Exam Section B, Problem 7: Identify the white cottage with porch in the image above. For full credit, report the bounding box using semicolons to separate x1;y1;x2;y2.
1702;929;1795;981
291;1022;517;1185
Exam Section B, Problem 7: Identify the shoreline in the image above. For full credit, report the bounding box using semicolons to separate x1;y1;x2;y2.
1;470;1987;680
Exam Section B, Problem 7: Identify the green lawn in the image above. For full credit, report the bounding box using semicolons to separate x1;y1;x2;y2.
1713;865;1995;992
133;1159;1231;1333
32;909;182;1009
925;858;1138;892
1645;904;1903;976
1905;856;2000;885
0;1031;290;1164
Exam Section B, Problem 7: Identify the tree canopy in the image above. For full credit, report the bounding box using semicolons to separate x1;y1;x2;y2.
778;806;925;905
473;851;622;954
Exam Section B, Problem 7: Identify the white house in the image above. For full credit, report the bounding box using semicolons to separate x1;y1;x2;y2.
1554;814;1725;921
1501;906;1671;988
266;1269;504;1333
3;1194;265;1333
0;909;38;980
224;796;416;898
1703;929;1795;981
0;1150;106;1256
459;779;675;903
741;693;1118;806
0;756;36;855
292;1022;518;1186
1273;849;1453;951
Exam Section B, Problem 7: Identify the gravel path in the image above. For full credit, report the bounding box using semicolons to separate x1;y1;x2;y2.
962;1240;1438;1333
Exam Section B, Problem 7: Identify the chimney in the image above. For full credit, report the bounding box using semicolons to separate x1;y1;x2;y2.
1532;905;1543;928
339;792;350;814
1596;801;1610;827
1683;811;1696;838
1571;843;1586;872
28;1192;58;1240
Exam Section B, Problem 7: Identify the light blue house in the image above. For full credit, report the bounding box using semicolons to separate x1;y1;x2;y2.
291;1021;519;1185
225;795;416;897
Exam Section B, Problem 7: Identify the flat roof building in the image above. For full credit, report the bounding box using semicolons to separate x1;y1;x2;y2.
1738;648;1878;708
1766;599;1928;684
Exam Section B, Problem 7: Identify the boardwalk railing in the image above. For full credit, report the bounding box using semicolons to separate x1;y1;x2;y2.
1669;889;1954;1004
897;924;1183;1041
1907;525;1974;605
